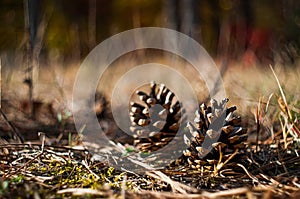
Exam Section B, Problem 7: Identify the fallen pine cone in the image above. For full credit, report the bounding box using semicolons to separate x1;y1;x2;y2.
183;98;248;170
129;81;185;152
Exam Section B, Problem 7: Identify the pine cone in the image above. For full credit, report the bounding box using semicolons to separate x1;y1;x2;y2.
183;98;248;169
129;81;184;152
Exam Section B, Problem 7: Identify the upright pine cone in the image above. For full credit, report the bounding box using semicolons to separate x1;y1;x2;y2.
183;98;247;169
129;82;184;152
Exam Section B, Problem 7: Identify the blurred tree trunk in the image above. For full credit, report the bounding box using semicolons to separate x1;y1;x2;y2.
23;0;35;118
88;0;96;51
70;23;81;62
163;0;177;30
180;0;194;36
162;0;178;66
23;0;45;119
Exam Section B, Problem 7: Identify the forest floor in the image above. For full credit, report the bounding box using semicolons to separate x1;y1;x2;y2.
0;59;300;198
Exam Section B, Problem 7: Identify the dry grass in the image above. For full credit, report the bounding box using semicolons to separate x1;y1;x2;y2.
1;56;300;198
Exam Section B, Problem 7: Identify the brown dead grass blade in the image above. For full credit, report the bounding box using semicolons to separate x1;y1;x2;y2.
270;65;300;143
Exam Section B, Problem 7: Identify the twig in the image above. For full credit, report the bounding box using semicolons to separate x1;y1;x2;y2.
57;188;107;196
121;174;127;199
2;151;43;180
214;149;238;175
146;170;197;194
276;143;289;175
81;160;101;180
38;132;45;152
202;187;250;199
237;163;259;183
138;191;206;199
255;98;262;151
0;108;24;143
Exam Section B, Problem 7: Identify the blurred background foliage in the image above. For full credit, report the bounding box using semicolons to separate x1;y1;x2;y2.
0;0;300;67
